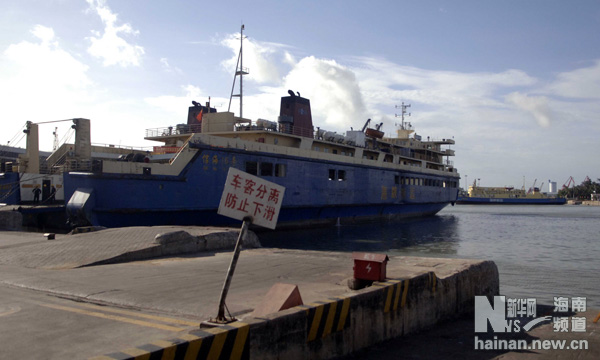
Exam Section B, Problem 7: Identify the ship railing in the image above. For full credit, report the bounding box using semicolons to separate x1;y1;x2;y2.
275;123;315;138
64;159;93;172
428;138;455;144
91;142;152;152
413;153;441;163
235;122;316;139
145;124;203;138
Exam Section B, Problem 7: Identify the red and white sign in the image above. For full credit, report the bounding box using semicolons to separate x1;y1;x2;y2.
217;167;285;229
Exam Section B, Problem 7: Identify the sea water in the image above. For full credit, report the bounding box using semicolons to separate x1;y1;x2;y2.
260;205;600;308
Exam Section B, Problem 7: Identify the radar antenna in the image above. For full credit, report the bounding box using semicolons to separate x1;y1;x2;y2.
394;102;411;130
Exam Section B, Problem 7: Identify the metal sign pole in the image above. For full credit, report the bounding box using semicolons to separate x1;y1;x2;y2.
216;216;252;322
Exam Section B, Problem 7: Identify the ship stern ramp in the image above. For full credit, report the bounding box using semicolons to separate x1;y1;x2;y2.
66;188;95;227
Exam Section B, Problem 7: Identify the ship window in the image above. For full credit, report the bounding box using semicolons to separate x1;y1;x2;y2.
333;149;338;154
314;146;320;152
275;164;286;177
328;169;336;180
246;161;258;175
338;170;346;181
260;162;273;176
394;175;400;185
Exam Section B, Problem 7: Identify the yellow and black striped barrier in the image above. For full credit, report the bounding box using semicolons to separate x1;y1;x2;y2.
301;297;351;342
373;272;437;313
377;279;410;313
90;321;249;360
428;271;437;294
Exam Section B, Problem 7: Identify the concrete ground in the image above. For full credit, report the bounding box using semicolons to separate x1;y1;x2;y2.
0;226;598;359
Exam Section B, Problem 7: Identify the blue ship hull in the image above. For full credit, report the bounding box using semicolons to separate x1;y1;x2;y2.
456;197;566;205
0;172;20;205
64;144;459;229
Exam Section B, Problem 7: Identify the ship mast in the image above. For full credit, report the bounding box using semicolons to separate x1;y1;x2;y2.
228;24;249;118
395;102;411;130
394;102;413;139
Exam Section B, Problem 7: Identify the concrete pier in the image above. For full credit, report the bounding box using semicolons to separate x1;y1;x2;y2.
0;226;594;359
0;208;22;231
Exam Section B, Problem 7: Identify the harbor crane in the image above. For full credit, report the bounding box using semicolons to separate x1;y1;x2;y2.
361;118;383;133
361;119;371;132
562;176;575;189
527;179;537;194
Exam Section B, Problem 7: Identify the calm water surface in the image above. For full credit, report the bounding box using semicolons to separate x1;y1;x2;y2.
260;205;600;308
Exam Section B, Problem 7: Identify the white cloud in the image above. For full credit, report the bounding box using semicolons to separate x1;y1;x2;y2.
353;57;537;110
30;25;55;44
144;85;205;116
0;25;93;149
221;34;282;84
160;58;182;74
283;56;367;130
86;0;144;67
3;25;91;91
505;92;552;127
546;60;600;99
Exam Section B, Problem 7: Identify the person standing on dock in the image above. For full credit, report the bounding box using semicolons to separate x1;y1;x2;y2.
32;186;41;203
49;185;56;203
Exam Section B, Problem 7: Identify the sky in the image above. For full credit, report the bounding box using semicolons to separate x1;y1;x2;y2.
1;0;599;190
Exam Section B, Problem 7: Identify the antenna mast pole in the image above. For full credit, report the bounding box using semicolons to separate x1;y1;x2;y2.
239;24;244;118
52;127;58;151
394;102;411;129
228;25;249;118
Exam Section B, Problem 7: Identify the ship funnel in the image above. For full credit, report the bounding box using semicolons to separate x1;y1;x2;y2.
278;91;314;138
187;101;216;132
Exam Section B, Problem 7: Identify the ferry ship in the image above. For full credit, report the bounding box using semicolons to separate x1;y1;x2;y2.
62;26;460;229
457;181;566;205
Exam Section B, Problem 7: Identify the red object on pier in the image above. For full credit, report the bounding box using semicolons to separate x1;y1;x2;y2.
352;252;389;282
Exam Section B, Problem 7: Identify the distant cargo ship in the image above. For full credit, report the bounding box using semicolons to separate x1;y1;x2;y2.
457;181;566;205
